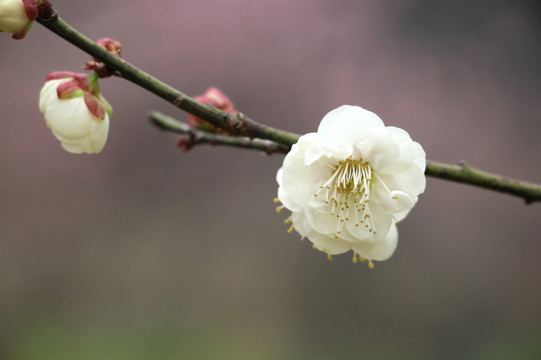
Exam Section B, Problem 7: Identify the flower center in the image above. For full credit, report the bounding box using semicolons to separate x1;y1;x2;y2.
314;158;375;237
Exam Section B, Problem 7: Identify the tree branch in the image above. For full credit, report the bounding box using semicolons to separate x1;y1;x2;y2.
149;111;541;203
35;11;299;147
35;10;541;204
425;161;541;204
149;111;289;155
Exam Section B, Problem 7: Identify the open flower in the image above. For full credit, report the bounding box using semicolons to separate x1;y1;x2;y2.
276;105;426;267
39;72;113;154
0;0;38;39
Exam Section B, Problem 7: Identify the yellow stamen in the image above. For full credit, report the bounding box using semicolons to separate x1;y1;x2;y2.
312;158;376;234
287;224;295;233
273;197;280;203
275;206;283;213
327;254;333;261
368;260;374;269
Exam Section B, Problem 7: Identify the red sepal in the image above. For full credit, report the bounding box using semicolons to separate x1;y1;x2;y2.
83;92;105;120
56;79;83;99
22;0;38;21
96;38;122;57
188;87;237;133
46;71;79;81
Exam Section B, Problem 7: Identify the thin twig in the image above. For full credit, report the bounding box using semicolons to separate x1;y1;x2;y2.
149;111;289;155
425;161;541;204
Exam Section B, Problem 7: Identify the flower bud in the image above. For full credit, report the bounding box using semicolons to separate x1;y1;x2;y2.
188;87;236;132
39;72;113;154
0;0;38;39
84;38;123;78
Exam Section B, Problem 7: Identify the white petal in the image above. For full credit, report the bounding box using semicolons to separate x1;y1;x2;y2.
317;105;384;147
44;97;93;137
306;230;354;255
42;94;109;154
88;114;109;152
280;144;341;210
0;0;29;34
353;223;398;261
39;79;66;114
355;127;400;169
290;211;318;239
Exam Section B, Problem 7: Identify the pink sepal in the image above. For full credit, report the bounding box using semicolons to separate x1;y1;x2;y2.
96;38;122;57
47;72;108;120
22;0;38;21
56;81;83;99
55;73;90;100
194;87;236;113
84;92;105;120
11;20;33;39
46;71;80;81
188;87;237;132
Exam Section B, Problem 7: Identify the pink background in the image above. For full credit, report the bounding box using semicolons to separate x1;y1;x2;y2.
1;1;540;358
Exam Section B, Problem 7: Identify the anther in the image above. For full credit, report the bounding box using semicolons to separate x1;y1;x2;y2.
287;224;295;233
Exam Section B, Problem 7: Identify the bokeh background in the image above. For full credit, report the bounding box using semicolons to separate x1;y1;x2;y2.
1;0;540;359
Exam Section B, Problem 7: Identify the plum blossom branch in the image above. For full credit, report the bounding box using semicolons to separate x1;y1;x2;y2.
425;161;541;204
34;8;541;204
149;111;541;204
35;10;299;147
149;111;289;155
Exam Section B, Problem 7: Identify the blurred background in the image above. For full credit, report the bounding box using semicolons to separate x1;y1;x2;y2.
1;0;540;359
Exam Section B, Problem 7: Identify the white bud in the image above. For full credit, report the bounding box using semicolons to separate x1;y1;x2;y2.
0;0;31;36
39;79;110;154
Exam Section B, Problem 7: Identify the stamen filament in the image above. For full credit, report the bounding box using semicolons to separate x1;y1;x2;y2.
313;158;375;237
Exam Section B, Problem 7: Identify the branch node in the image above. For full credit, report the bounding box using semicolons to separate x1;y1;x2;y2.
173;95;184;107
37;0;55;20
177;133;196;152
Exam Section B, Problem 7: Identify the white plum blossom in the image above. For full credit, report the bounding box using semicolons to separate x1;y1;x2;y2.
39;72;112;154
0;0;37;39
276;105;426;267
